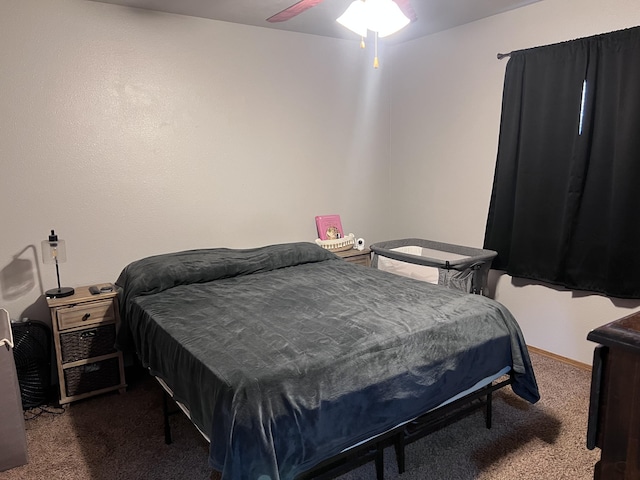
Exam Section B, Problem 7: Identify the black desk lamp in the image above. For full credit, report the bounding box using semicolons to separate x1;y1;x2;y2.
41;229;74;298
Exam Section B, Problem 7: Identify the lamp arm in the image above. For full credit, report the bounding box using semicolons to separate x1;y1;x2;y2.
55;257;62;290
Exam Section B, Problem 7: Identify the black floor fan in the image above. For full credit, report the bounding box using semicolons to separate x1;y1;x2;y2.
11;320;52;409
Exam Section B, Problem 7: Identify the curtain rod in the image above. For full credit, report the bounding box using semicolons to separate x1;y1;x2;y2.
497;52;511;60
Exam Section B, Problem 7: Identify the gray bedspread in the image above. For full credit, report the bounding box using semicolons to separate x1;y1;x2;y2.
115;242;539;480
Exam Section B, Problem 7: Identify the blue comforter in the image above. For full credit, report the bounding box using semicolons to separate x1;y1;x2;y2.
115;242;539;479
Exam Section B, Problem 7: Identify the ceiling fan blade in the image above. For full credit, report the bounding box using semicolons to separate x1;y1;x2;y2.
394;0;417;22
267;0;326;23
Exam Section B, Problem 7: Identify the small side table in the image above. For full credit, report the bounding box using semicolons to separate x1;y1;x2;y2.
334;247;371;267
47;285;126;405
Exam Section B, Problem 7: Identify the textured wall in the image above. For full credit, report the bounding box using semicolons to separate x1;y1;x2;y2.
389;0;640;363
0;0;390;322
5;0;637;364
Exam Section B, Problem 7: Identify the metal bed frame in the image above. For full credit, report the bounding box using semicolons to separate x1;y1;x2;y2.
159;372;514;480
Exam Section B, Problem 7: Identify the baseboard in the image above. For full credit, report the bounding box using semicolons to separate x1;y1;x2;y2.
527;345;592;371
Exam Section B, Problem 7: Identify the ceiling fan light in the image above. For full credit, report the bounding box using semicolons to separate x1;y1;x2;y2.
336;0;368;37
367;0;410;37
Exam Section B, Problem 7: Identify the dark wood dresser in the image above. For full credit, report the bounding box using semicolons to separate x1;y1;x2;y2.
587;311;640;479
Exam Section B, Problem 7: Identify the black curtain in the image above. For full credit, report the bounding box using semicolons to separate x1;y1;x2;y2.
484;26;640;298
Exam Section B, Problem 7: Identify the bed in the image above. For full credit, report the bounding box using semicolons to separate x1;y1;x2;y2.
115;242;539;480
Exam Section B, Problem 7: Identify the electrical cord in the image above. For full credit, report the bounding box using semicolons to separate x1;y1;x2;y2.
23;404;66;421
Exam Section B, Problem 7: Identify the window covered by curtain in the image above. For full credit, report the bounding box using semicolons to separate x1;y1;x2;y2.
484;26;640;298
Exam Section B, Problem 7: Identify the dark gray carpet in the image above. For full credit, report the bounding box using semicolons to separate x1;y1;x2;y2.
1;351;599;480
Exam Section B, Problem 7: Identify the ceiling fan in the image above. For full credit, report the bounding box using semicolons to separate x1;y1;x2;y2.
266;0;417;25
267;0;416;68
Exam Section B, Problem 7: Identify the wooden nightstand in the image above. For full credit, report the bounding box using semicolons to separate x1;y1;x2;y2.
334;247;371;267
47;285;126;405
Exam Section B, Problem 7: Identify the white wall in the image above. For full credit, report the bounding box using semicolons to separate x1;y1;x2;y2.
0;0;390;323
388;0;640;364
4;0;640;365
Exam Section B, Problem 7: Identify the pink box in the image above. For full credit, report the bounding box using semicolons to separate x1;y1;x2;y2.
315;215;344;241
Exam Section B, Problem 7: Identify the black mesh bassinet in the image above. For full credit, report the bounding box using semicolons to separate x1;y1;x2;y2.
370;238;497;295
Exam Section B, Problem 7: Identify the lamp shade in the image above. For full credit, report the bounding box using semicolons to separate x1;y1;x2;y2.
368;0;410;37
336;0;410;38
336;0;368;37
41;232;67;264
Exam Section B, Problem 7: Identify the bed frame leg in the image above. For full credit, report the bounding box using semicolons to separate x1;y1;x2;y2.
210;470;222;480
163;390;173;445
485;390;493;429
394;432;405;474
375;442;384;480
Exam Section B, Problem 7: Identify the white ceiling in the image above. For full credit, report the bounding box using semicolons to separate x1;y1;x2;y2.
90;0;543;44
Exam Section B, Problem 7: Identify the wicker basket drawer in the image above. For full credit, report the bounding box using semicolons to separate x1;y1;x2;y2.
64;357;120;397
60;325;116;363
57;300;115;330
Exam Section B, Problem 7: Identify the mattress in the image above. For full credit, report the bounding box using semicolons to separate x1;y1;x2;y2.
341;365;511;453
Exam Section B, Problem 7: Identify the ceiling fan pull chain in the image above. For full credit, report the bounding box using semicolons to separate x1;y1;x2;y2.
373;31;379;68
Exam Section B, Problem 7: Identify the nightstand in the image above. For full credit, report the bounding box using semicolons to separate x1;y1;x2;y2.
47;285;126;405
334;247;371;267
